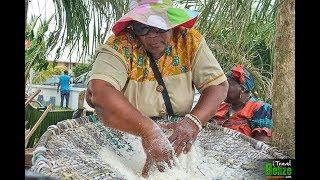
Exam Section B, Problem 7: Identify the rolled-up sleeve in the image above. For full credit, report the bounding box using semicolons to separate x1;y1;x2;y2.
88;45;129;91
192;38;227;93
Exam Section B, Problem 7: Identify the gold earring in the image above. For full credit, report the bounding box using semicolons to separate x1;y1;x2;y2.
240;90;245;99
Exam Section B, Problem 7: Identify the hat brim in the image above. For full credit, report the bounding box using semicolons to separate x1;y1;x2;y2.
112;4;199;35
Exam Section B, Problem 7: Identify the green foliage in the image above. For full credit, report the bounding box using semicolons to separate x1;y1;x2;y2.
51;0;129;61
189;0;280;102
71;63;92;78
27;0;281;102
32;63;66;84
25;16;56;81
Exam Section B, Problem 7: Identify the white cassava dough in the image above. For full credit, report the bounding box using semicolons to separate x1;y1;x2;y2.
98;132;239;180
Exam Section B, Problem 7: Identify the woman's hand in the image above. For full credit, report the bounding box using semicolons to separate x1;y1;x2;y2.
141;125;174;177
163;118;200;156
252;131;271;144
87;80;175;177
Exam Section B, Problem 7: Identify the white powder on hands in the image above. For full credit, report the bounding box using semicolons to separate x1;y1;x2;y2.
98;132;227;180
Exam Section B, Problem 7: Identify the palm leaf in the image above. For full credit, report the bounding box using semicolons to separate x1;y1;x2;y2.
26;0;280;101
50;0;129;62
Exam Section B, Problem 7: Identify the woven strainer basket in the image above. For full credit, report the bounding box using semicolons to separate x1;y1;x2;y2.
28;115;288;179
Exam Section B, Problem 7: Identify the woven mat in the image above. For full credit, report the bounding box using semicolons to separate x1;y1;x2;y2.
29;115;288;179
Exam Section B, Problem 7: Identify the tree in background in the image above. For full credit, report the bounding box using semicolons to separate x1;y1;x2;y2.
72;63;92;78
25;0;285;103
26;1;279;99
271;0;295;158
25;16;57;82
194;0;280;102
25;0;129;61
25;1;279;100
54;0;278;101
32;63;67;85
71;55;94;77
26;0;296;155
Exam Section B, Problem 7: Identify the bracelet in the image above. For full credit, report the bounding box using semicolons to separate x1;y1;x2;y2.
185;114;202;131
188;113;202;125
189;113;203;130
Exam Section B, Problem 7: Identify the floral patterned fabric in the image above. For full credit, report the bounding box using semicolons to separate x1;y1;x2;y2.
107;27;202;82
89;27;227;117
112;0;199;35
212;64;272;137
212;97;272;137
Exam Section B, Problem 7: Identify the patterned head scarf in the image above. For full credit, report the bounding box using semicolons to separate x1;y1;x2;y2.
112;0;199;35
226;64;254;92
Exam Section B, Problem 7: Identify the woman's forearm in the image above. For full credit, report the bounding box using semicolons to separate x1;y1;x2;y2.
190;80;228;126
86;79;156;138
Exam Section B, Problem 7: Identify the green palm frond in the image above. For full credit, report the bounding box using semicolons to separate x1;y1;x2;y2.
25;16;55;81
26;0;280;101
50;0;129;61
181;0;280;101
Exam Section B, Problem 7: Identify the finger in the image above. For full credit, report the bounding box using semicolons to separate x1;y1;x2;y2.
165;159;172;169
156;163;165;172
184;140;193;154
172;136;188;156
168;132;178;143
175;141;187;156
168;149;174;160
172;135;186;150
142;158;152;177
172;155;180;167
164;150;174;169
161;123;176;130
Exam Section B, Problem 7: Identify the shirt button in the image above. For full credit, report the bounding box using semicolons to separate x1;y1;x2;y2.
156;85;164;92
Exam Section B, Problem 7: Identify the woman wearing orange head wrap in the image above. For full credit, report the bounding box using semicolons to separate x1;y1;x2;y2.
211;64;272;144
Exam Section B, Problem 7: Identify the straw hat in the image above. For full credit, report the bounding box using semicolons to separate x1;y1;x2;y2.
112;0;199;35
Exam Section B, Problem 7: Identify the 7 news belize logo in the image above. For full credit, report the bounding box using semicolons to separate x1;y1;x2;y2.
264;159;294;179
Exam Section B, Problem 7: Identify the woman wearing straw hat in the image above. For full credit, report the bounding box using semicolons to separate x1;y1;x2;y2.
211;64;272;144
86;0;228;176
